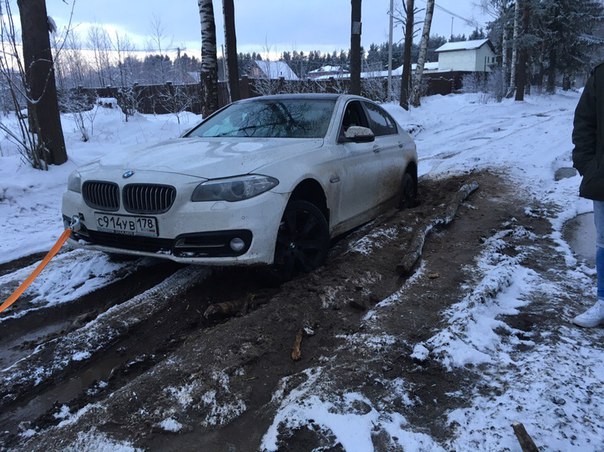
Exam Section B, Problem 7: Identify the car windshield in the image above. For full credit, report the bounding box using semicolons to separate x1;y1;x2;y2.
187;98;336;139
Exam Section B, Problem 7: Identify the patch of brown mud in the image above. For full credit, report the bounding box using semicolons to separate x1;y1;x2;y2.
12;170;559;451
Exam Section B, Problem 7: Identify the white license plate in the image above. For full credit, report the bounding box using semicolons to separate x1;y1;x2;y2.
94;213;158;237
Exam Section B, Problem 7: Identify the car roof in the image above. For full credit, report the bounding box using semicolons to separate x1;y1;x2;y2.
236;93;369;103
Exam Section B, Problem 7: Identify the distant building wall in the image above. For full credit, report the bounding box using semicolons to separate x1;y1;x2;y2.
436;40;496;73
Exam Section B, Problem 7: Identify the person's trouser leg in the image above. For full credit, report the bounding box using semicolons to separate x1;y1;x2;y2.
595;200;604;299
573;201;604;326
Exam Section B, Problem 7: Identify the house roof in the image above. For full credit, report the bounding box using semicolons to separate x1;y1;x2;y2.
435;38;495;53
253;60;299;80
309;65;344;74
312;62;440;80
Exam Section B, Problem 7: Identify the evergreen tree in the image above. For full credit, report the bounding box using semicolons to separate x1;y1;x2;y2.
469;28;487;40
536;0;604;92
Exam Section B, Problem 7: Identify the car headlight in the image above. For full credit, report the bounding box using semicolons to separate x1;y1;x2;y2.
67;171;82;193
191;175;279;202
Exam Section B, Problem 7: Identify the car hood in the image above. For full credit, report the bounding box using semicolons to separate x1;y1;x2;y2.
93;137;325;179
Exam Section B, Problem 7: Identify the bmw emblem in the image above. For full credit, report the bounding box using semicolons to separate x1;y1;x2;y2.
123;170;134;179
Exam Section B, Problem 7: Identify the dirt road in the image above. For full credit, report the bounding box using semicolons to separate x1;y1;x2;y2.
0;171;572;451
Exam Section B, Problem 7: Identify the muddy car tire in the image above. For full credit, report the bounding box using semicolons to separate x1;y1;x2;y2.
399;170;418;209
268;200;330;282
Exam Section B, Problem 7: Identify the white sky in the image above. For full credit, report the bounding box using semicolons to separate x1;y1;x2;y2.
42;0;489;59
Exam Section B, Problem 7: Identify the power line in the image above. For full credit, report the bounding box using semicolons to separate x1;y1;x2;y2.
416;0;481;28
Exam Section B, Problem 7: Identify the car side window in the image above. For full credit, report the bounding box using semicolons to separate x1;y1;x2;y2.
363;102;398;136
341;101;369;135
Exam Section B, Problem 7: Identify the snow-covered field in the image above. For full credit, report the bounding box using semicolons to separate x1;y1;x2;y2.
1;91;603;450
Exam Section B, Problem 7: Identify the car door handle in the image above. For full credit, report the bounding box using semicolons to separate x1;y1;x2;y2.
373;146;381;153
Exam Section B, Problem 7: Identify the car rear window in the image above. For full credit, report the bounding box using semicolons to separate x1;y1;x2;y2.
188;99;336;139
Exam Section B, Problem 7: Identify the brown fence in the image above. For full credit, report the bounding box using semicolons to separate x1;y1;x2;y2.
62;71;469;116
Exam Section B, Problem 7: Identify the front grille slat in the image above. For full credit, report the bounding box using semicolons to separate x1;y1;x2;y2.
82;181;175;214
82;181;119;211
123;184;176;214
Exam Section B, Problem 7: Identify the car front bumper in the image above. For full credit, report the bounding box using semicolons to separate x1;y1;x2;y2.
61;189;288;265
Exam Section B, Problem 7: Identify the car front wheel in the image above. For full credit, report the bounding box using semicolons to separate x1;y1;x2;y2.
399;170;418;209
270;200;329;281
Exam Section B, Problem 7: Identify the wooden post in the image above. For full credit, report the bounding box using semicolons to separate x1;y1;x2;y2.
512;422;540;452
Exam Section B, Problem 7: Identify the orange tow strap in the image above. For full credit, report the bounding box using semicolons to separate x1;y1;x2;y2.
0;228;72;314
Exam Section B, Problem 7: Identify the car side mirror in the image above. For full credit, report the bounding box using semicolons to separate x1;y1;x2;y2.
344;126;375;143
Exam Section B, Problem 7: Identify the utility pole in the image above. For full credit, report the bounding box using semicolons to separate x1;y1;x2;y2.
387;0;394;101
350;0;362;95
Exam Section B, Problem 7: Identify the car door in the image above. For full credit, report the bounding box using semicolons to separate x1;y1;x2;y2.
335;100;384;225
361;101;406;205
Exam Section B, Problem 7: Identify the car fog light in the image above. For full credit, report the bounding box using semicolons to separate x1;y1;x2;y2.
230;238;246;252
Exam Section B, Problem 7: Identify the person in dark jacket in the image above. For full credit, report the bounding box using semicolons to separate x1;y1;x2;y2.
572;63;604;327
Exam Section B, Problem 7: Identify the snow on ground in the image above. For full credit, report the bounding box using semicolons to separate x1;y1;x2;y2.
262;92;604;450
0;104;198;264
1;91;603;450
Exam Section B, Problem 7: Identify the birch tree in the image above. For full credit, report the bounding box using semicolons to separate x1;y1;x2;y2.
410;0;434;107
508;0;521;97
198;0;218;116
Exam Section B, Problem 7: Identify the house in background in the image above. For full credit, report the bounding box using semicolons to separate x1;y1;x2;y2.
248;60;299;80
308;65;347;79
435;39;497;73
311;62;439;81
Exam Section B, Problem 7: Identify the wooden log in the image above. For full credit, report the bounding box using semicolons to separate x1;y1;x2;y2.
512;422;540;452
397;181;479;275
291;328;304;361
203;298;249;320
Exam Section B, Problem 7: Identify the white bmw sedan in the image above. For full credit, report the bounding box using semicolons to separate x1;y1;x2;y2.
62;94;418;279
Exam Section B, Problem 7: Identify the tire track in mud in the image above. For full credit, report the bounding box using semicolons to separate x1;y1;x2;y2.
2;171;515;450
0;259;284;443
0;266;208;436
0;257;182;370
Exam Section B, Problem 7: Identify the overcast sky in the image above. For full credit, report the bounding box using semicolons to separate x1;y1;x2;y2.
43;0;489;58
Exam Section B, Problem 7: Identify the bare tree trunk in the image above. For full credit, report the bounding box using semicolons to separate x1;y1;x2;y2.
349;0;362;95
546;48;556;94
88;25;114;87
17;0;67;166
515;0;529;101
410;0;434;107
400;0;414;110
223;0;240;102
149;17;170;84
198;0;218;116
508;0;520;97
501;4;510;96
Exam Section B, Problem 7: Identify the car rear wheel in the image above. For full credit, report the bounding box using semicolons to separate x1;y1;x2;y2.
270;200;329;281
399;170;418;209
